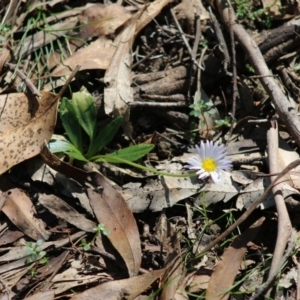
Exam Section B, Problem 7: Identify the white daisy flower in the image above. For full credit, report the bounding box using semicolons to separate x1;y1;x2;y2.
185;141;232;183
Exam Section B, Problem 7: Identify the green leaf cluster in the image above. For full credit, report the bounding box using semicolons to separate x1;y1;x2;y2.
49;89;154;164
189;100;216;118
26;239;47;264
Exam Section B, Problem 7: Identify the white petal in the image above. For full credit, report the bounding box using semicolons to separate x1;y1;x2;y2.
211;171;221;183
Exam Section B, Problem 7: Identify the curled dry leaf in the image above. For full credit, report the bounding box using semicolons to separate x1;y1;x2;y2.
236;177;299;210
206;217;265;300
277;138;300;189
87;183;141;277
40;146;141;277
135;0;174;34
24;291;55;300
51;3;131;77
70;268;165;300
38;194;97;232
103;10;137;117
1;189;49;241
50;37;115;77
0;91;58;174
78;3;131;38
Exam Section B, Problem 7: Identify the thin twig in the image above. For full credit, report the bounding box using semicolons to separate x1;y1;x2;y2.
227;3;239;139
208;7;230;72
187;11;202;102
5;62;41;97
129;101;186;107
132;36;176;69
170;8;204;71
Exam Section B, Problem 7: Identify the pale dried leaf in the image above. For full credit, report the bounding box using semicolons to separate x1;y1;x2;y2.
14;18;77;59
195;172;240;206
103;12;137;116
160;255;185;300
2;189;49;241
276;138;300;189
70;269;165;300
54;174;93;215
38;194;96;232
24;291;54;300
51;37;115;77
88;180;141;277
78;3;131;37
0;229;24;246
0;91;58;174
261;0;282;15
51;260;106;295
279;267;297;288
206;217;265;300
3;267;30;292
188;271;212;293
120;161;201;212
121;173;200;213
236;178;299;210
135;0;173;34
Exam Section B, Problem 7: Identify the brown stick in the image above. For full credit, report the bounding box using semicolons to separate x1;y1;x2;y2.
215;0;300;148
266;120;292;294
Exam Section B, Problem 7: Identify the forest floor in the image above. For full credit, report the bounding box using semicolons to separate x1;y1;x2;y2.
0;0;300;299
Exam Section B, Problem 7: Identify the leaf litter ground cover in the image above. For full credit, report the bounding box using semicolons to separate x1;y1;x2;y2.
1;0;300;299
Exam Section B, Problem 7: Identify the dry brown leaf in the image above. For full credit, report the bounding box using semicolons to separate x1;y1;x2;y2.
38;194;97;232
50;37;114;77
206;217;265;300
15;18;78;59
103;11;137;117
87;180;141;277
261;0;281;15
1;189;49;241
0;91;58;174
188;269;212;293
50;3;131;77
78;3;131;38
1;265;31;295
277;138;300;189
70;269;165;300
0;229;24;246
24;291;55;300
160;254;185;300
135;0;173;35
51;258;107;295
0;45;10;74
40;147;141;276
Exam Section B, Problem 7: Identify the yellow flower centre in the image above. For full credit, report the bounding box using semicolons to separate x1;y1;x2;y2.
202;158;217;172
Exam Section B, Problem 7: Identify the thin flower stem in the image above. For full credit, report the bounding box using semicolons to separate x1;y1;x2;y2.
92;155;196;178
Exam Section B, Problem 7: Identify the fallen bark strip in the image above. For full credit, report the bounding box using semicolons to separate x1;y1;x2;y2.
215;0;300;148
266;120;292;295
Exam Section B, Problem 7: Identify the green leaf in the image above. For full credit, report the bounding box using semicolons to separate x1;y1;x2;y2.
72;90;97;141
49;140;88;162
49;139;79;153
64;151;89;162
96;144;154;163
60;98;83;152
86;116;123;159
